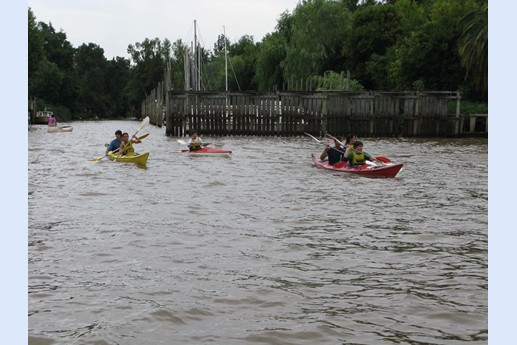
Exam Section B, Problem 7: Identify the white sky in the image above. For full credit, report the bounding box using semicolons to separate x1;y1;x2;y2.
28;0;300;60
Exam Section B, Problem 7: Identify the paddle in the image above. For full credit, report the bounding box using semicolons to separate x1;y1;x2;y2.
304;132;332;146
132;132;150;141
89;147;121;162
131;117;150;141
90;132;149;162
177;139;210;148
326;133;391;163
305;132;347;155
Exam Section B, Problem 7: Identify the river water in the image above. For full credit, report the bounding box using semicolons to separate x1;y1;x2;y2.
28;120;487;345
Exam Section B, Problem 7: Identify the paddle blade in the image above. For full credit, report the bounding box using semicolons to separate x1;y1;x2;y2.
140;116;150;129
177;139;187;145
138;133;150;140
89;156;104;162
304;132;322;143
133;117;150;137
375;156;392;163
326;133;343;145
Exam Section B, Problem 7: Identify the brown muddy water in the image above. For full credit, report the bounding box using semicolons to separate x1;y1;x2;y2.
28;120;487;344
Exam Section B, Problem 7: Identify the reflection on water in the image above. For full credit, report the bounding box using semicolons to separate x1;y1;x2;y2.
29;121;487;344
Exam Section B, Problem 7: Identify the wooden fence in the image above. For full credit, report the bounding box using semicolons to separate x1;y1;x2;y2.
141;90;487;137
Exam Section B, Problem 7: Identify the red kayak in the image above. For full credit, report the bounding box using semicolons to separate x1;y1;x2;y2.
180;147;232;156
311;154;403;178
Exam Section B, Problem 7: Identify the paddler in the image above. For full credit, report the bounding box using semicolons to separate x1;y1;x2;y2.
187;130;209;151
320;133;356;165
106;130;123;155
347;141;374;168
119;132;142;156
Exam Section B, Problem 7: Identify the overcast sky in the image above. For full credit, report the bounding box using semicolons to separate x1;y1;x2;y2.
28;0;301;60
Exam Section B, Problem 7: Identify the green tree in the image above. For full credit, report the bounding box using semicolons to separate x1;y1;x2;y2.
28;10;65;107
347;3;401;89
28;8;45;98
169;39;188;91
39;22;75;71
205;54;224;91
365;50;396;90
392;0;478;90
254;11;294;91
342;0;360;12
458;2;487;98
39;21;79;114
75;43;108;116
316;71;364;91
29;9;79;117
32;60;64;105
284;0;352;81
105;57;131;117
126;37;171;108
255;32;287;91
229;35;259;90
393;0;426;36
212;34;230;59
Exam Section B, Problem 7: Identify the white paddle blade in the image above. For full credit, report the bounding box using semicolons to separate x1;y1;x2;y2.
137;117;150;132
304;132;324;144
177;139;187;145
131;116;150;138
326;134;343;145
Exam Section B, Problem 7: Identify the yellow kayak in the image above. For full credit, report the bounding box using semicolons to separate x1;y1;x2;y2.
107;151;150;164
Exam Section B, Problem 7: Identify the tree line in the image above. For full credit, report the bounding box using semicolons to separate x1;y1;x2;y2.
28;0;487;120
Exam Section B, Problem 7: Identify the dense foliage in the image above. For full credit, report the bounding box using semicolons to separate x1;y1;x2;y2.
28;0;487;119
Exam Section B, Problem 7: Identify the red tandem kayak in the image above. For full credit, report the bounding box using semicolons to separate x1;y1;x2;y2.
311;154;403;178
180;147;232;156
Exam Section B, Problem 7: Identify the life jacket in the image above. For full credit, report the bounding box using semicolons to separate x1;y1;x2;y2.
121;142;134;155
190;138;202;150
350;151;366;165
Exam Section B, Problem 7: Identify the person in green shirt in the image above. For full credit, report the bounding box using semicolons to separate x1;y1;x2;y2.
347;141;374;167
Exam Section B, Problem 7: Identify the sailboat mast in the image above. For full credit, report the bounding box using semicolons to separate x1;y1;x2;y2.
198;42;201;91
224;26;228;92
194;20;198;91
